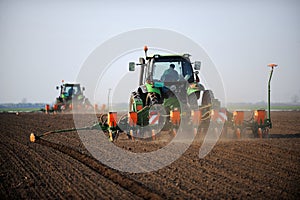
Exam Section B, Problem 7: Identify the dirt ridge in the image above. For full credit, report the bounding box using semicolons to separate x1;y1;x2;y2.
37;138;163;200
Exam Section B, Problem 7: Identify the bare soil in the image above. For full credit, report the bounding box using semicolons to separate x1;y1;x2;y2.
0;111;299;199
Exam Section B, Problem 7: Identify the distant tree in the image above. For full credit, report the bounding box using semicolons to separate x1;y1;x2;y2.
21;98;27;104
291;95;299;103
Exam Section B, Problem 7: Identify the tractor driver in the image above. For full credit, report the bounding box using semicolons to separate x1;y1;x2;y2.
68;87;74;97
161;64;179;82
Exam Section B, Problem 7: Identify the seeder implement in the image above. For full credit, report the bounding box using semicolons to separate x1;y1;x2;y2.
29;114;109;143
30;102;223;143
231;110;271;139
230;63;278;139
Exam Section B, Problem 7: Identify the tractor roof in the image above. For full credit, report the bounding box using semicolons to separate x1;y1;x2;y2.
63;83;81;87
147;54;191;62
148;54;190;58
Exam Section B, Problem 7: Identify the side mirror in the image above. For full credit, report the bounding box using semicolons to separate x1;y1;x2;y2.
194;61;201;70
56;86;59;90
129;62;135;71
82;87;85;91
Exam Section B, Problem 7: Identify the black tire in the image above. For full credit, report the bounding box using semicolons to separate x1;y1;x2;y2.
129;91;143;112
145;92;159;106
201;90;215;124
201;90;214;106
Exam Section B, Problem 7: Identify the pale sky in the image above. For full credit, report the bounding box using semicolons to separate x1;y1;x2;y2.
0;0;299;104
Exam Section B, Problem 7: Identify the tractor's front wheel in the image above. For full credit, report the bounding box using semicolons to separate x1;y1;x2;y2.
145;92;160;106
129;92;143;112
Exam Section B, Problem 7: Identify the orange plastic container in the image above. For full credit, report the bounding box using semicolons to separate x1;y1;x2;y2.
53;104;58;111
128;112;137;126
45;104;50;111
45;104;50;114
233;111;244;126
108;112;117;127
254;110;266;124
170;110;180;125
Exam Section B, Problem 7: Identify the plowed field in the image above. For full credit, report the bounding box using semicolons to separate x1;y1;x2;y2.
0;111;299;199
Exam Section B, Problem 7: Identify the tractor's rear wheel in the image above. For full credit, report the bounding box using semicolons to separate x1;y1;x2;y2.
201;90;214;106
201;90;214;124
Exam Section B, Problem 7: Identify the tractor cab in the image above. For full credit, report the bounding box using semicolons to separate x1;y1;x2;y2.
128;46;207;113
130;54;201;86
59;83;83;99
142;54;198;85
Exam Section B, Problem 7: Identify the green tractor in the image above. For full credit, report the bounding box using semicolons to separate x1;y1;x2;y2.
127;46;219;129
54;81;92;112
